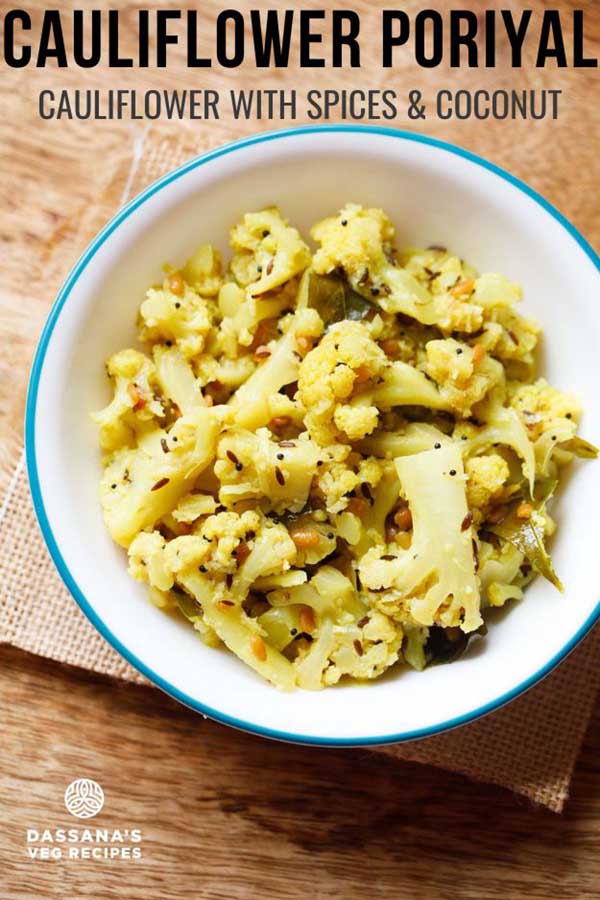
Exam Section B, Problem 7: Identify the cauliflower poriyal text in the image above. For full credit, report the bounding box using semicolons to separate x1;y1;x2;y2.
93;204;596;690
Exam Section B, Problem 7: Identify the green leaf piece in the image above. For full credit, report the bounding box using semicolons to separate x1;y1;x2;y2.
560;436;599;459
175;592;203;622
491;481;563;592
305;271;377;327
425;623;487;667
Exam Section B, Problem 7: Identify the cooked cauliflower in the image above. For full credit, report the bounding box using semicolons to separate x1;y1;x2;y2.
298;320;387;445
510;379;580;440
100;405;222;547
465;454;510;522
311;204;443;326
215;427;320;513
92;349;164;452
93;203;595;690
359;444;482;633
181;244;223;297
230;208;311;295
230;306;322;430
426;338;504;417
313;445;384;514
139;278;214;361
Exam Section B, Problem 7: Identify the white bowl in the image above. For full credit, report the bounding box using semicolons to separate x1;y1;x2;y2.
26;126;600;745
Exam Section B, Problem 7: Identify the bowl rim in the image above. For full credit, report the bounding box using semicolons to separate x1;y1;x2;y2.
25;124;600;747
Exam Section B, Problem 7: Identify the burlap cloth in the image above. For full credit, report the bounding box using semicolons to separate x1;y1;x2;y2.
1;130;599;814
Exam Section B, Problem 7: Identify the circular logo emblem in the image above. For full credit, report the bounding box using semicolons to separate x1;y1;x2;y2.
64;779;105;819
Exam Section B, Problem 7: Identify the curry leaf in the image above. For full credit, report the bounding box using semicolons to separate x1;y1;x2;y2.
305;271;377;327
533;477;559;504
560;436;599;459
175;592;203;622
425;623;487;667
491;482;563;592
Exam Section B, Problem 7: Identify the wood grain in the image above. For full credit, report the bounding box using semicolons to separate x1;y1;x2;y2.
2;644;600;900
1;0;600;896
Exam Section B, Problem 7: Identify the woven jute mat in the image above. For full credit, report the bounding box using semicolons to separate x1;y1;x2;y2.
1;128;599;813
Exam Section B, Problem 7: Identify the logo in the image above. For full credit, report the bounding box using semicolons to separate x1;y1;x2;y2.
64;779;105;819
25;781;143;860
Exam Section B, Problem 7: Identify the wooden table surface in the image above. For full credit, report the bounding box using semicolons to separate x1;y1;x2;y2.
2;1;600;897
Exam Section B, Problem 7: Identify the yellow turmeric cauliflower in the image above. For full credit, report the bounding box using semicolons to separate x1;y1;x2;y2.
92;349;164;452
140;279;214;361
181;244;223;297
313;445;384;514
510;379;580;440
426;338;504;417
230;208;311;295
311;203;395;277
93;203;595;691
298;320;387;445
465;454;510;522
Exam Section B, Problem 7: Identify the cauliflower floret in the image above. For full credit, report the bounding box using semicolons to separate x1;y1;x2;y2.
92;349;164;453
509;379;583;476
99;406;222;548
473;272;522;309
163;533;213;575
311;207;489;336
215;280;297;355
359;444;482;632
230;307;323;430
477;539;524;595
140;279;214;361
153;345;207;414
358;360;448;414
363;610;398;643
195;353;256;395
311;204;447;327
487;582;523;607
427;258;485;334
461;391;536;493
215;427;320;513
479;310;540;369
510;379;580;441
431;256;471;293
405;251;488;335
426;339;504;417
148;510;296;603
172;492;217;523
197;510;262;572
437;300;484;334
333;404;380;441
236;521;298;594
128;530;172;590
265;567;382;689
465;454;510;522
311;203;395;276
298;320;387;445
314;446;384;514
230;208;311;295
177;566;297;690
181;244;223;297
402;247;476;289
324;614;404;685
